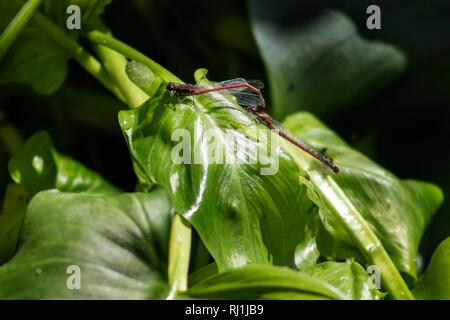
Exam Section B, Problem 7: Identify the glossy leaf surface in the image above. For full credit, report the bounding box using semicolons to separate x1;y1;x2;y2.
121;69;321;271
187;264;345;300
307;260;384;300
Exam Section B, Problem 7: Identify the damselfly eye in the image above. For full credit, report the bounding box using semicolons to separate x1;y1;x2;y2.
166;82;175;91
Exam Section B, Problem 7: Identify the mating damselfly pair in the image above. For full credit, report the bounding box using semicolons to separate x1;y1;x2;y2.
166;78;339;173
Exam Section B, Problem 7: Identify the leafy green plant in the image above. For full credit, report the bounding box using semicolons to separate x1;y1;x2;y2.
0;0;447;300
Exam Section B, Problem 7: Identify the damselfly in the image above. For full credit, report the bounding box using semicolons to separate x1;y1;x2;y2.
166;79;339;173
166;78;265;110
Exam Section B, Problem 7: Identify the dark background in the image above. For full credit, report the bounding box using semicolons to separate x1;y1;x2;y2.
0;0;449;272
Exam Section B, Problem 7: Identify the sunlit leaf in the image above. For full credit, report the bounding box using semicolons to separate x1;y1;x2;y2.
294;237;319;271
307;260;385;300
187;264;345;300
121;70;321;271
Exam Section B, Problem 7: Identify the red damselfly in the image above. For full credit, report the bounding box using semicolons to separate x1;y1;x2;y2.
166;78;265;110
246;106;339;173
166;79;339;173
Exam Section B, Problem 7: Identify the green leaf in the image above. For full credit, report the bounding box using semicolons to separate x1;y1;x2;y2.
0;1;68;94
0;188;173;299
42;0;112;29
294;236;319;271
0;183;26;264
0;0;113;94
413;237;450;300
8;131;120;197
249;2;406;119
307;260;385;300
187;264;345;300
125;60;162;100
283;112;443;284
120;71;321;271
188;262;219;287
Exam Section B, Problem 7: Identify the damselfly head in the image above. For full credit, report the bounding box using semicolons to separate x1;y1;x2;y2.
166;82;176;91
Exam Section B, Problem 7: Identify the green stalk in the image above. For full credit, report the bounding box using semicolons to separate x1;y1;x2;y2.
4;0;123;101
94;42;149;108
284;140;414;299
316;173;414;300
86;30;182;84
167;214;192;298
27;11;124;101
0;0;43;61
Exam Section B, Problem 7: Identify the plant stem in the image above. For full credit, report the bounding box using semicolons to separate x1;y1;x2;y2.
317;173;414;300
167;214;192;298
86;30;182;84
284;136;414;300
6;0;124;101
94;41;149;108
26;11;124;101
0;0;43;61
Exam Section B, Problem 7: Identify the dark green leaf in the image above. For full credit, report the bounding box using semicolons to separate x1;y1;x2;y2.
307;260;385;300
42;0;112;29
8;131;120;197
0;183;26;264
249;1;406;119
121;70;321;271
0;0;113;94
413;237;450;300
283;112;443;283
0;1;68;94
187;264;345;300
0;188;173;299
